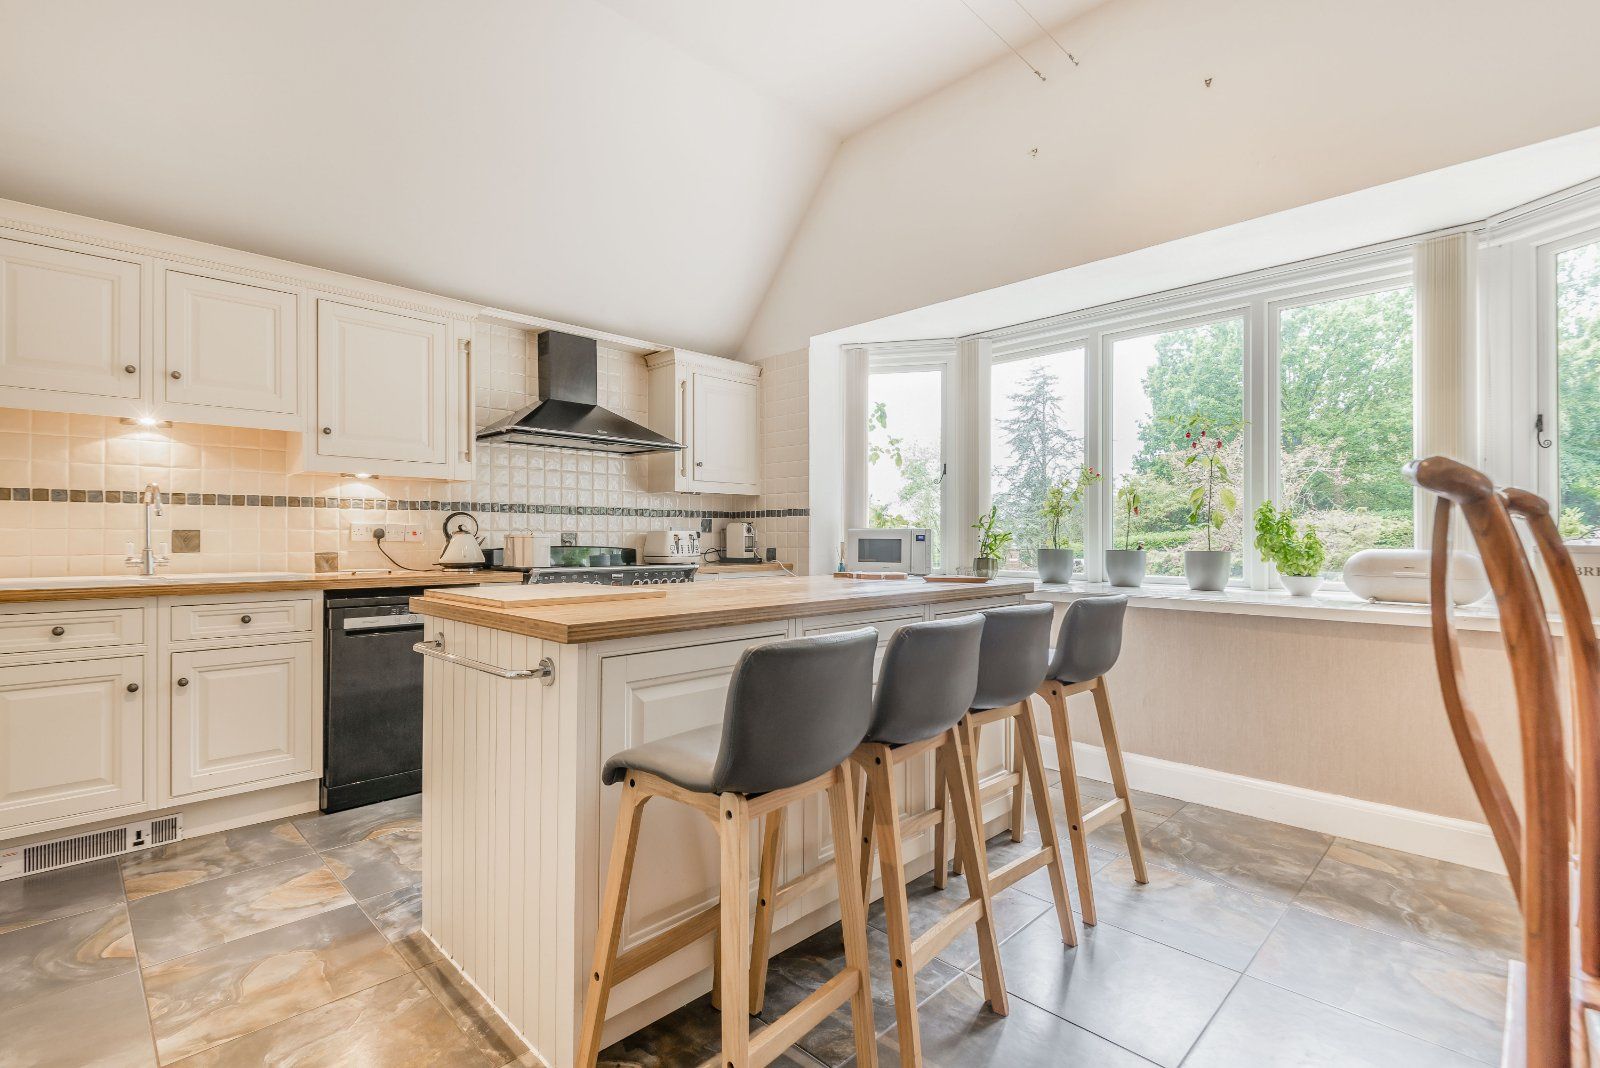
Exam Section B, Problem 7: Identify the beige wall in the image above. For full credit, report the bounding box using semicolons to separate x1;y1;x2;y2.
1045;605;1520;823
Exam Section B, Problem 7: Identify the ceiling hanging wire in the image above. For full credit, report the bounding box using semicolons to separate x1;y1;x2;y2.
1007;0;1080;66
956;0;1047;81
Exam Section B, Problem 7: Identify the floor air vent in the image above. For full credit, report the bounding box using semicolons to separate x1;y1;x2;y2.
0;815;184;882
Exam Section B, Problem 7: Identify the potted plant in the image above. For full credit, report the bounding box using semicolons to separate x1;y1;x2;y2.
972;505;1012;579
1037;466;1101;583
1106;480;1147;587
1254;501;1326;596
1180;416;1239;592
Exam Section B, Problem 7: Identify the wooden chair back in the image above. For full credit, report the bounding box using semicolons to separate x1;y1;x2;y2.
1405;456;1577;1066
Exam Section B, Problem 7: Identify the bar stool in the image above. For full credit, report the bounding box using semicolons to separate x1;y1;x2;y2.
577;629;881;1068
842;614;1009;1065
935;603;1079;947
1037;594;1147;926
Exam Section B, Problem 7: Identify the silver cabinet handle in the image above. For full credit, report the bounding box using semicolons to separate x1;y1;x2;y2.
322;426;333;435
176;677;189;688
124;364;137;374
413;633;554;684
170;370;182;380
696;460;704;467
51;626;65;637
240;614;252;624
126;682;140;693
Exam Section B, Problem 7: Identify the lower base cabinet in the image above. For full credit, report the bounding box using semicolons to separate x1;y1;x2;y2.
170;641;314;797
0;655;146;831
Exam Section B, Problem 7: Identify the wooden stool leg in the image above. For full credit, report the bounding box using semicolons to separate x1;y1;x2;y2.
1015;700;1078;946
939;728;1009;1015
931;756;950;890
577;782;649;1067
949;717;981;878
858;770;878;903
1008;706;1027;843
1043;683;1100;926
749;808;786;1014
862;745;924;1068
826;775;880;1068
718;793;753;1066
1093;677;1148;884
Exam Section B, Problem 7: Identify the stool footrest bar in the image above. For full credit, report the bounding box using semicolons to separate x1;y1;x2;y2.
990;845;1054;894
912;898;985;973
1080;797;1127;834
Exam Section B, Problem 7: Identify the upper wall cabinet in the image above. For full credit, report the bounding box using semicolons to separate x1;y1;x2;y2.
159;267;300;429
309;298;456;472
645;348;761;495
0;236;145;405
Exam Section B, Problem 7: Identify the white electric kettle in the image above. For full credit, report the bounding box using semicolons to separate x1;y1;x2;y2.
438;511;486;570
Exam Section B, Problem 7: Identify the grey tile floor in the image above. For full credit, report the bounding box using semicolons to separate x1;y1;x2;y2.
0;776;1518;1067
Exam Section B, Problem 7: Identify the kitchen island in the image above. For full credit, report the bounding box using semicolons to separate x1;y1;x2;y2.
410;575;1033;1066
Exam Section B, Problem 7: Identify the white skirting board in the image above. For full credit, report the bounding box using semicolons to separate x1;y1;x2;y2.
1042;735;1505;875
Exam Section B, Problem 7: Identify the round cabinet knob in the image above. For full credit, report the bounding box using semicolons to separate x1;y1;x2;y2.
240;614;252;624
123;364;137;374
170;370;183;380
176;677;189;688
50;626;65;637
126;682;140;693
695;461;704;467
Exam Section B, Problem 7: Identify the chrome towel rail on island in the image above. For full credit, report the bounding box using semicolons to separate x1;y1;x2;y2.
413;633;555;683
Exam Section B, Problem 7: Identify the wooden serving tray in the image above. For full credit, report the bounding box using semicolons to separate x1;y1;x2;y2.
424;584;668;610
921;575;992;584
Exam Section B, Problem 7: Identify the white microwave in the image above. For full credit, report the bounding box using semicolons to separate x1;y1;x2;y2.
846;527;932;575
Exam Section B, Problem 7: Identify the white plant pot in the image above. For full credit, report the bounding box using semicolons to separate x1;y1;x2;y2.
1280;573;1323;597
1037;548;1075;584
1184;550;1232;592
1104;549;1147;588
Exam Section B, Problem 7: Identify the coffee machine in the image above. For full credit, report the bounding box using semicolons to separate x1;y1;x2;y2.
722;522;758;561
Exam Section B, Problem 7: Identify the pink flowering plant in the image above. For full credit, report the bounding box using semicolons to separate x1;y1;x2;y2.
1177;415;1242;551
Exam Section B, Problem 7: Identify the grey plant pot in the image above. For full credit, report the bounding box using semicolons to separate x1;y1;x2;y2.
1184;549;1232;592
973;556;999;579
1037;547;1075;584
1104;549;1147;588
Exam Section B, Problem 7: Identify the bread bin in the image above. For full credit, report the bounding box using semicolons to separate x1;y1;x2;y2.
1341;548;1489;605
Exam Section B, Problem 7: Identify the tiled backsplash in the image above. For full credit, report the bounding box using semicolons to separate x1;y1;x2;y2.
0;331;810;578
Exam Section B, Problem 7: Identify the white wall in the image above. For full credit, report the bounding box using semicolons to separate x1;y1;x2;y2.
742;0;1600;359
0;0;834;357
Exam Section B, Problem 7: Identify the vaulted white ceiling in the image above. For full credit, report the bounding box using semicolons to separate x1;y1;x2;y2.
594;0;1106;136
0;0;1107;358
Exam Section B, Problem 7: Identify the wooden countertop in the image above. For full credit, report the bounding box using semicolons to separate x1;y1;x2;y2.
697;561;794;574
0;569;523;604
411;575;1033;644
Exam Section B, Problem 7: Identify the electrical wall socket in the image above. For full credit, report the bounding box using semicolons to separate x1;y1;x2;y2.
349;524;376;542
393;525;424;543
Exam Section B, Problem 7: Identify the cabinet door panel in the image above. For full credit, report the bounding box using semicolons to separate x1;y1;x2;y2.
689;372;759;489
316;300;449;465
170;642;312;796
163;270;298;417
0;238;142;400
0;656;145;831
598;636;786;953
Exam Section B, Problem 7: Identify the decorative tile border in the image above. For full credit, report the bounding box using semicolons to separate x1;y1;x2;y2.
0;487;808;521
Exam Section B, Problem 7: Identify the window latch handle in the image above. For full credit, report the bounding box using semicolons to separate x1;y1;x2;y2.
1536;413;1553;449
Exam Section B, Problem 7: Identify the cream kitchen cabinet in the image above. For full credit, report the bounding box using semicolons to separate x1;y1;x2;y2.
168;640;314;797
0;654;148;833
645;348;761;495
305;297;461;477
0;234;147;410
158;266;300;430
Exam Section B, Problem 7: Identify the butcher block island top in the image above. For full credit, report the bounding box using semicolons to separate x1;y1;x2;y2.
411;574;1035;643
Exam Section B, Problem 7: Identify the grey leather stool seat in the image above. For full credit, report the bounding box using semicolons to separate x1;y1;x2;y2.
1037;593;1148;925
578;629;881;1068
936;602;1081;948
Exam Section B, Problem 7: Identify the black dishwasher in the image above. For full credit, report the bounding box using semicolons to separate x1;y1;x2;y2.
322;590;427;813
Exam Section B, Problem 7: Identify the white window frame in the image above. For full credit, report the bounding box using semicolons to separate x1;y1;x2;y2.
846;244;1422;585
1536;224;1600;515
856;341;960;569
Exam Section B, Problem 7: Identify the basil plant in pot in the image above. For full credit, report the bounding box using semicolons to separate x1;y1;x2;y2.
1105;479;1147;587
1253;501;1327;596
1180;417;1240;592
972;505;1012;579
1037;466;1101;584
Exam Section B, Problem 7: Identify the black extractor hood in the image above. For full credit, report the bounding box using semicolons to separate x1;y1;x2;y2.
475;331;684;455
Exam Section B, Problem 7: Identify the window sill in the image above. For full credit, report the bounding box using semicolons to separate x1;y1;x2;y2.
1027;580;1513;633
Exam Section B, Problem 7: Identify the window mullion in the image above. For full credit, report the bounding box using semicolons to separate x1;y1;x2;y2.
1246;298;1272;590
1085;330;1106;583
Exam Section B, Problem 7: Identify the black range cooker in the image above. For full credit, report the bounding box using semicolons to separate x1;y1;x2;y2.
498;544;698;587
